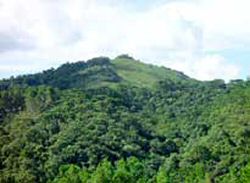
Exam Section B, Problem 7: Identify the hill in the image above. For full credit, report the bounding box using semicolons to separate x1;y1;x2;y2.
0;55;198;90
0;56;250;183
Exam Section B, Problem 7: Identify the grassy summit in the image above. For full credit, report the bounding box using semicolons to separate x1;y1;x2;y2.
112;55;194;88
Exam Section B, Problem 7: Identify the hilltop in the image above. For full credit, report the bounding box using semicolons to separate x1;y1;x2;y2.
0;55;198;90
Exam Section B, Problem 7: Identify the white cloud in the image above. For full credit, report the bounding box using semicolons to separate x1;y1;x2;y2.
0;0;247;80
194;55;240;81
167;54;240;81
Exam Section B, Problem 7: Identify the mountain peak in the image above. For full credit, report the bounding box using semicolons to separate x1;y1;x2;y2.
0;55;195;90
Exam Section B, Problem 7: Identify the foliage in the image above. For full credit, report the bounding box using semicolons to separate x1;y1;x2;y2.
0;56;250;182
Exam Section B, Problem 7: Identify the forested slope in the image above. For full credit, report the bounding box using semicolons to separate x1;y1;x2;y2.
0;55;250;183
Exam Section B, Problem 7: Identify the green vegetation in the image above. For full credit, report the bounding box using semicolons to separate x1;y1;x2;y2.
0;56;250;182
112;56;193;88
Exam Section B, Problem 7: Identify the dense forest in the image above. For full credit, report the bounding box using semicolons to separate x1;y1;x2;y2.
0;55;250;183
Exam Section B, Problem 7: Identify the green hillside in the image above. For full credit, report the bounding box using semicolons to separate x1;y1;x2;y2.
0;55;197;90
112;55;194;88
0;56;249;183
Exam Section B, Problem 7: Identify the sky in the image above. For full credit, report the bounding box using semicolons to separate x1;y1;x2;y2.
0;0;250;81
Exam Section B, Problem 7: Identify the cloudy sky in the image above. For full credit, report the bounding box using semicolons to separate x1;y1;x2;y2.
0;0;250;81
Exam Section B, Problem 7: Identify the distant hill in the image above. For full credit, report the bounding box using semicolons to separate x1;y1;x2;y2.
0;55;198;90
0;55;250;183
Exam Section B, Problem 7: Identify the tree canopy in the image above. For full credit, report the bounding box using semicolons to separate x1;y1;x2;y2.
0;56;250;182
